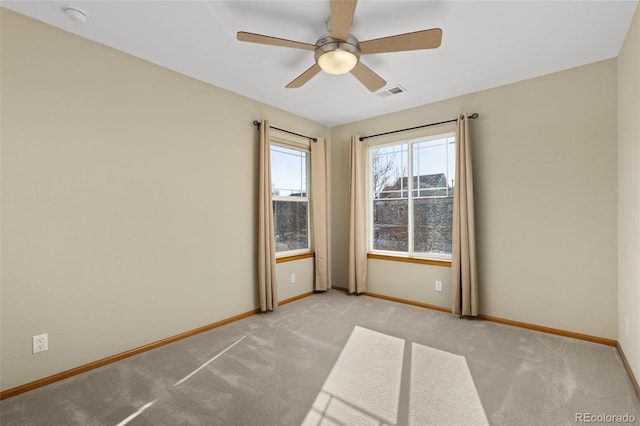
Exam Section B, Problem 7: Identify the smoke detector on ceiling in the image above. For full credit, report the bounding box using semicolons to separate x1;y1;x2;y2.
377;85;407;98
62;7;88;24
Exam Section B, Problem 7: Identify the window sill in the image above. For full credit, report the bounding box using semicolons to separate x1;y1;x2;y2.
276;252;315;263
367;253;451;267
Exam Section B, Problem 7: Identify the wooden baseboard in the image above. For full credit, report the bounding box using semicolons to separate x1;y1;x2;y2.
352;289;617;346
617;342;640;401
279;291;314;306
477;314;617;347
0;291;315;401
363;291;451;313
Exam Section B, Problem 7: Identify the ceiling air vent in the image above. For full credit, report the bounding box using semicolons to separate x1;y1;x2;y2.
377;85;407;98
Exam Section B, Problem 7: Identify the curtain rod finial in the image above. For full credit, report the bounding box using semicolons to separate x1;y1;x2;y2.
469;113;479;119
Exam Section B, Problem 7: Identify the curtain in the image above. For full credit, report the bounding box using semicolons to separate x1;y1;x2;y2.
348;135;367;294
258;120;278;312
311;137;331;291
452;114;478;316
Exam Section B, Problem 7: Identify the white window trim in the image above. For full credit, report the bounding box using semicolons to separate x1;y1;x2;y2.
368;131;455;261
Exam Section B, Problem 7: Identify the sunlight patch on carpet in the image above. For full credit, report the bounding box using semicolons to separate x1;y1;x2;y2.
303;326;403;425
302;326;488;426
409;343;488;426
174;335;246;386
114;399;158;426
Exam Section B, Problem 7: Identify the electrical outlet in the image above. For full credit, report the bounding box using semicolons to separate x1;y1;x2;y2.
290;273;296;284
33;333;48;354
435;281;442;292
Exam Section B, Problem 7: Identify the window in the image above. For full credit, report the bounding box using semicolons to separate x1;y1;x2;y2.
370;133;455;259
271;143;310;254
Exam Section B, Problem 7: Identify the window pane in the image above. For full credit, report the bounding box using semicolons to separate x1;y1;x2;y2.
412;138;450;198
413;197;453;255
372;144;409;252
273;200;308;252
372;144;408;200
271;145;307;196
271;143;309;254
447;137;456;190
412;136;454;255
373;199;408;252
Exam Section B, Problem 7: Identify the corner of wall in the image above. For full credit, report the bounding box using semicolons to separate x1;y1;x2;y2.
617;0;640;392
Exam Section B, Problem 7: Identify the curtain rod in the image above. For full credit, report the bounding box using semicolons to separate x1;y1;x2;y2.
252;120;317;142
359;113;479;141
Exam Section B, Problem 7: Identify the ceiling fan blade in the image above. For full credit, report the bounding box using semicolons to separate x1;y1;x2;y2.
350;62;386;92
237;32;316;51
286;63;322;88
330;0;357;41
359;28;443;55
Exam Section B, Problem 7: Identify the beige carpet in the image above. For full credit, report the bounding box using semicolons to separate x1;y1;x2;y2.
2;291;638;425
302;326;489;426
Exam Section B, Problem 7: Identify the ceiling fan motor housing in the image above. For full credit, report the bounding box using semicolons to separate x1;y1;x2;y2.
314;33;361;73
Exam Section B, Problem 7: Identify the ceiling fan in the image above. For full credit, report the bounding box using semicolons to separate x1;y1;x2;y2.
236;0;442;92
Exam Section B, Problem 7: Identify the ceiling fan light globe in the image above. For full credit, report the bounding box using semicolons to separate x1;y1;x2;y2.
318;50;358;75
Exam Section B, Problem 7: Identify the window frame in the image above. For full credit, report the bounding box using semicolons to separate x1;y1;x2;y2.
367;131;456;261
270;135;312;258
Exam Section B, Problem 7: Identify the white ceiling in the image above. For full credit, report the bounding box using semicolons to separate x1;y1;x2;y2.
3;1;637;127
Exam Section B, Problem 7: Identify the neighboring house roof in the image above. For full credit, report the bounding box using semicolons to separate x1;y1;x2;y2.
379;173;449;198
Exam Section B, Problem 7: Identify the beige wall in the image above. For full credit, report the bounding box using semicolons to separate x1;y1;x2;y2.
331;59;618;340
0;9;326;391
276;258;315;301
367;261;452;307
618;3;640;384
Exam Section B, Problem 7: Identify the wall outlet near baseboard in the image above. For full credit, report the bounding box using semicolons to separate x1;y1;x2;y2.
435;280;442;292
33;333;48;354
290;273;296;284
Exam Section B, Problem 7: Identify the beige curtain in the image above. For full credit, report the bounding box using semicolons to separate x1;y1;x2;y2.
311;137;331;291
258;120;278;312
452;114;478;316
348;135;367;294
